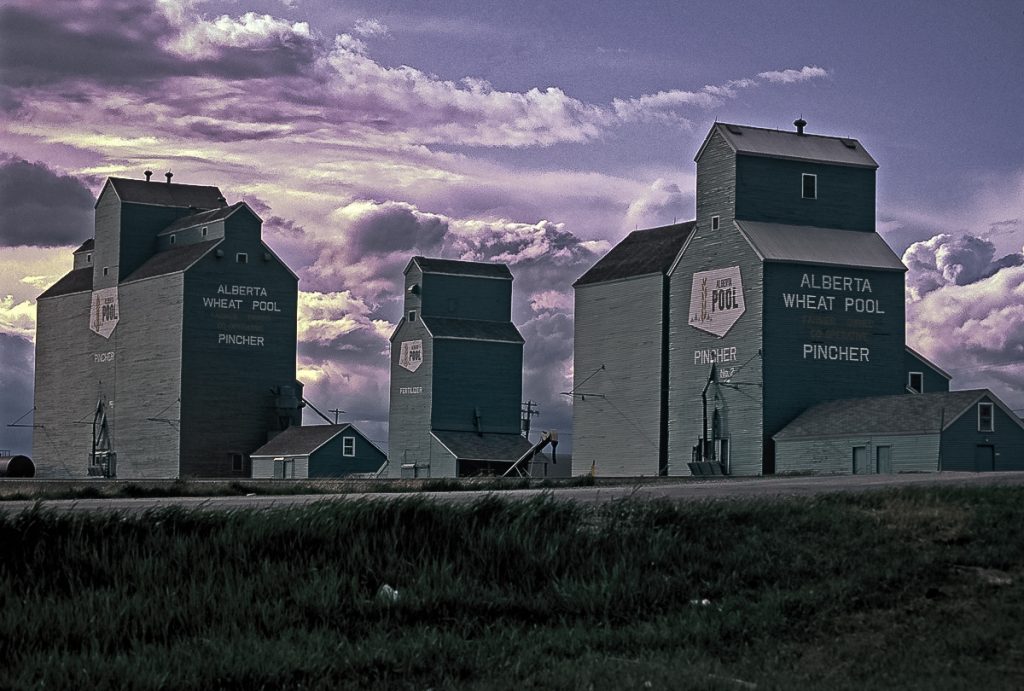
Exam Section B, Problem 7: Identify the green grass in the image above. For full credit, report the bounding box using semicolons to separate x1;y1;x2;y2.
2;486;1023;689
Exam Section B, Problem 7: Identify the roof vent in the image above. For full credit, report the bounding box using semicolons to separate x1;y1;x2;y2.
794;118;807;135
840;138;857;149
144;170;153;182
165;171;173;184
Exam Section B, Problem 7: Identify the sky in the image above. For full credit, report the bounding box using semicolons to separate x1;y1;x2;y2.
1;0;1023;457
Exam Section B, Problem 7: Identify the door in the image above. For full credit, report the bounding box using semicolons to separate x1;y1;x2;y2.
974;445;995;472
853;446;871;474
876;446;892;474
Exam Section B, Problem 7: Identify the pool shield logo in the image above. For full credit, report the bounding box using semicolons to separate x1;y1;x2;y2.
399;339;423;372
89;287;119;339
689;266;745;337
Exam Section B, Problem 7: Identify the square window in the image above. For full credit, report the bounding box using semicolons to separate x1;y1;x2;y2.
907;372;923;393
236;252;248;264
103;267;109;276
409;310;417;323
87;253;92;263
342;436;356;457
978;403;994;432
802;173;817;199
201;227;208;237
711;215;720;231
231;453;244;472
169;234;176;245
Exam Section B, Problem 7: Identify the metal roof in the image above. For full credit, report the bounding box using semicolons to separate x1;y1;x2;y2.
408;256;513;279
773;390;1021;440
74;239;94;253
159;202;255;234
431;430;536;462
422;316;524;343
37;267;92;299
121;240;220;283
104;178;226;210
736;221;905;271
574;221;695;287
698;123;878;169
251;424;354;457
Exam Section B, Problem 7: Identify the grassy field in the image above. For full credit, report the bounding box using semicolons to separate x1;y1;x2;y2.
2;486;1023;689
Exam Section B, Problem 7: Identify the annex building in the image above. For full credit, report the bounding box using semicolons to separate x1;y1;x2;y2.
33;174;301;478
572;120;1013;477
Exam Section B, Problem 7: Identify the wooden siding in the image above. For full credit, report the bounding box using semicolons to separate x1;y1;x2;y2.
93;188;122;290
904;350;950;393
118;203;196;281
308;432;386;477
572;275;665;476
695;129;736;241
940;397;1024;471
115;274;184;478
178;219;297;477
428;434;458;478
776;434;939;474
32;292;102;478
421;273;512;321
388;276;434;476
761;263;906;450
735;155;875;231
431;339;522;434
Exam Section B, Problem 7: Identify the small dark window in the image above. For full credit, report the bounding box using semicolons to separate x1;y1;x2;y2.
342;437;356;457
103;267;109;276
408;310;416;322
907;372;923;394
86;253;92;263
236;253;248;264
231;453;244;472
711;215;720;231
169;234;176;245
802;174;817;199
201;226;208;237
978;403;994;432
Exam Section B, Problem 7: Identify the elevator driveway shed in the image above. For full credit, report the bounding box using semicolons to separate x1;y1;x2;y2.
774;389;1024;474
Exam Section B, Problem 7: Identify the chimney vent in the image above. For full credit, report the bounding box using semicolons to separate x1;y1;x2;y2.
165;171;173;184
144;170;152;182
794;118;807;135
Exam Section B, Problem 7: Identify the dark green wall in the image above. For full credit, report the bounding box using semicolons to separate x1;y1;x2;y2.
940;398;1024;471
421;274;512;321
762;263;905;439
119;204;200;280
309;430;386;477
735;155;876;231
431;339;522;434
904;350;951;393
179;213;297;477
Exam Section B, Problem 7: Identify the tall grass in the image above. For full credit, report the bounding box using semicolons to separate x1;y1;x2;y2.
2;486;1023;689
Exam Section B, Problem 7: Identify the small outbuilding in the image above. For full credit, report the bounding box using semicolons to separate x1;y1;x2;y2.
250;424;386;479
774;389;1024;474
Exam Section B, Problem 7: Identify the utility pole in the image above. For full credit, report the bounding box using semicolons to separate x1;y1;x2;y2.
328;408;345;424
521;400;539;438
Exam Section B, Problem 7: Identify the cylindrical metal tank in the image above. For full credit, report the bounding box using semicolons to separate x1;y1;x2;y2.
0;455;35;478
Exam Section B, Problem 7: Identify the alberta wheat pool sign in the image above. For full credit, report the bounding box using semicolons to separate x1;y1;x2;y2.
689;266;745;337
89;287;119;339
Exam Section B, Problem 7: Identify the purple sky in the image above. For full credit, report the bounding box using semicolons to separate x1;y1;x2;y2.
1;0;1023;456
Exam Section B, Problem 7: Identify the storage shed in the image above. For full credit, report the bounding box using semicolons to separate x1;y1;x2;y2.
774;389;1024;474
251;424;386;479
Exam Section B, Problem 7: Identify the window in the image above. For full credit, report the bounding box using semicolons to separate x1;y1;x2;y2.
103;267;109;276
169;234;176;245
802;173;817;199
907;372;923;394
231;453;244;472
236;252;248;264
408;310;417;323
978;402;994;432
711;215;720;231
201;226;208;237
86;253;92;263
342;436;356;457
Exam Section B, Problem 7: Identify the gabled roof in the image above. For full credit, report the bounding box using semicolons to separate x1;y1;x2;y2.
774;390;1022;440
37;267;92;299
407;256;513;280
158;202;259;235
103;178;226;210
696;123;878;169
906;346;952;381
574;221;695;287
74;239;94;253
421;316;524;343
251;424;355;457
735;221;905;271
431;430;536;462
121;240;220;283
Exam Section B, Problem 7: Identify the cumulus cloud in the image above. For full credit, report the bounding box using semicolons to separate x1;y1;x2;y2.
353;19;389;38
0;296;36;341
623;178;690;231
903;233;1024;301
757;65;829;83
0;156;94;247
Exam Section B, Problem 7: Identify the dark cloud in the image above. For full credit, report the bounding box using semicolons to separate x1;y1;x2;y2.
346;202;449;256
520;311;575;442
0;333;34;455
0;156;93;247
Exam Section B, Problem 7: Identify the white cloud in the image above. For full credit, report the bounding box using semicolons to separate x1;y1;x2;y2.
166;10;312;59
0;296;36;341
353;19;389;38
757;65;829;83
